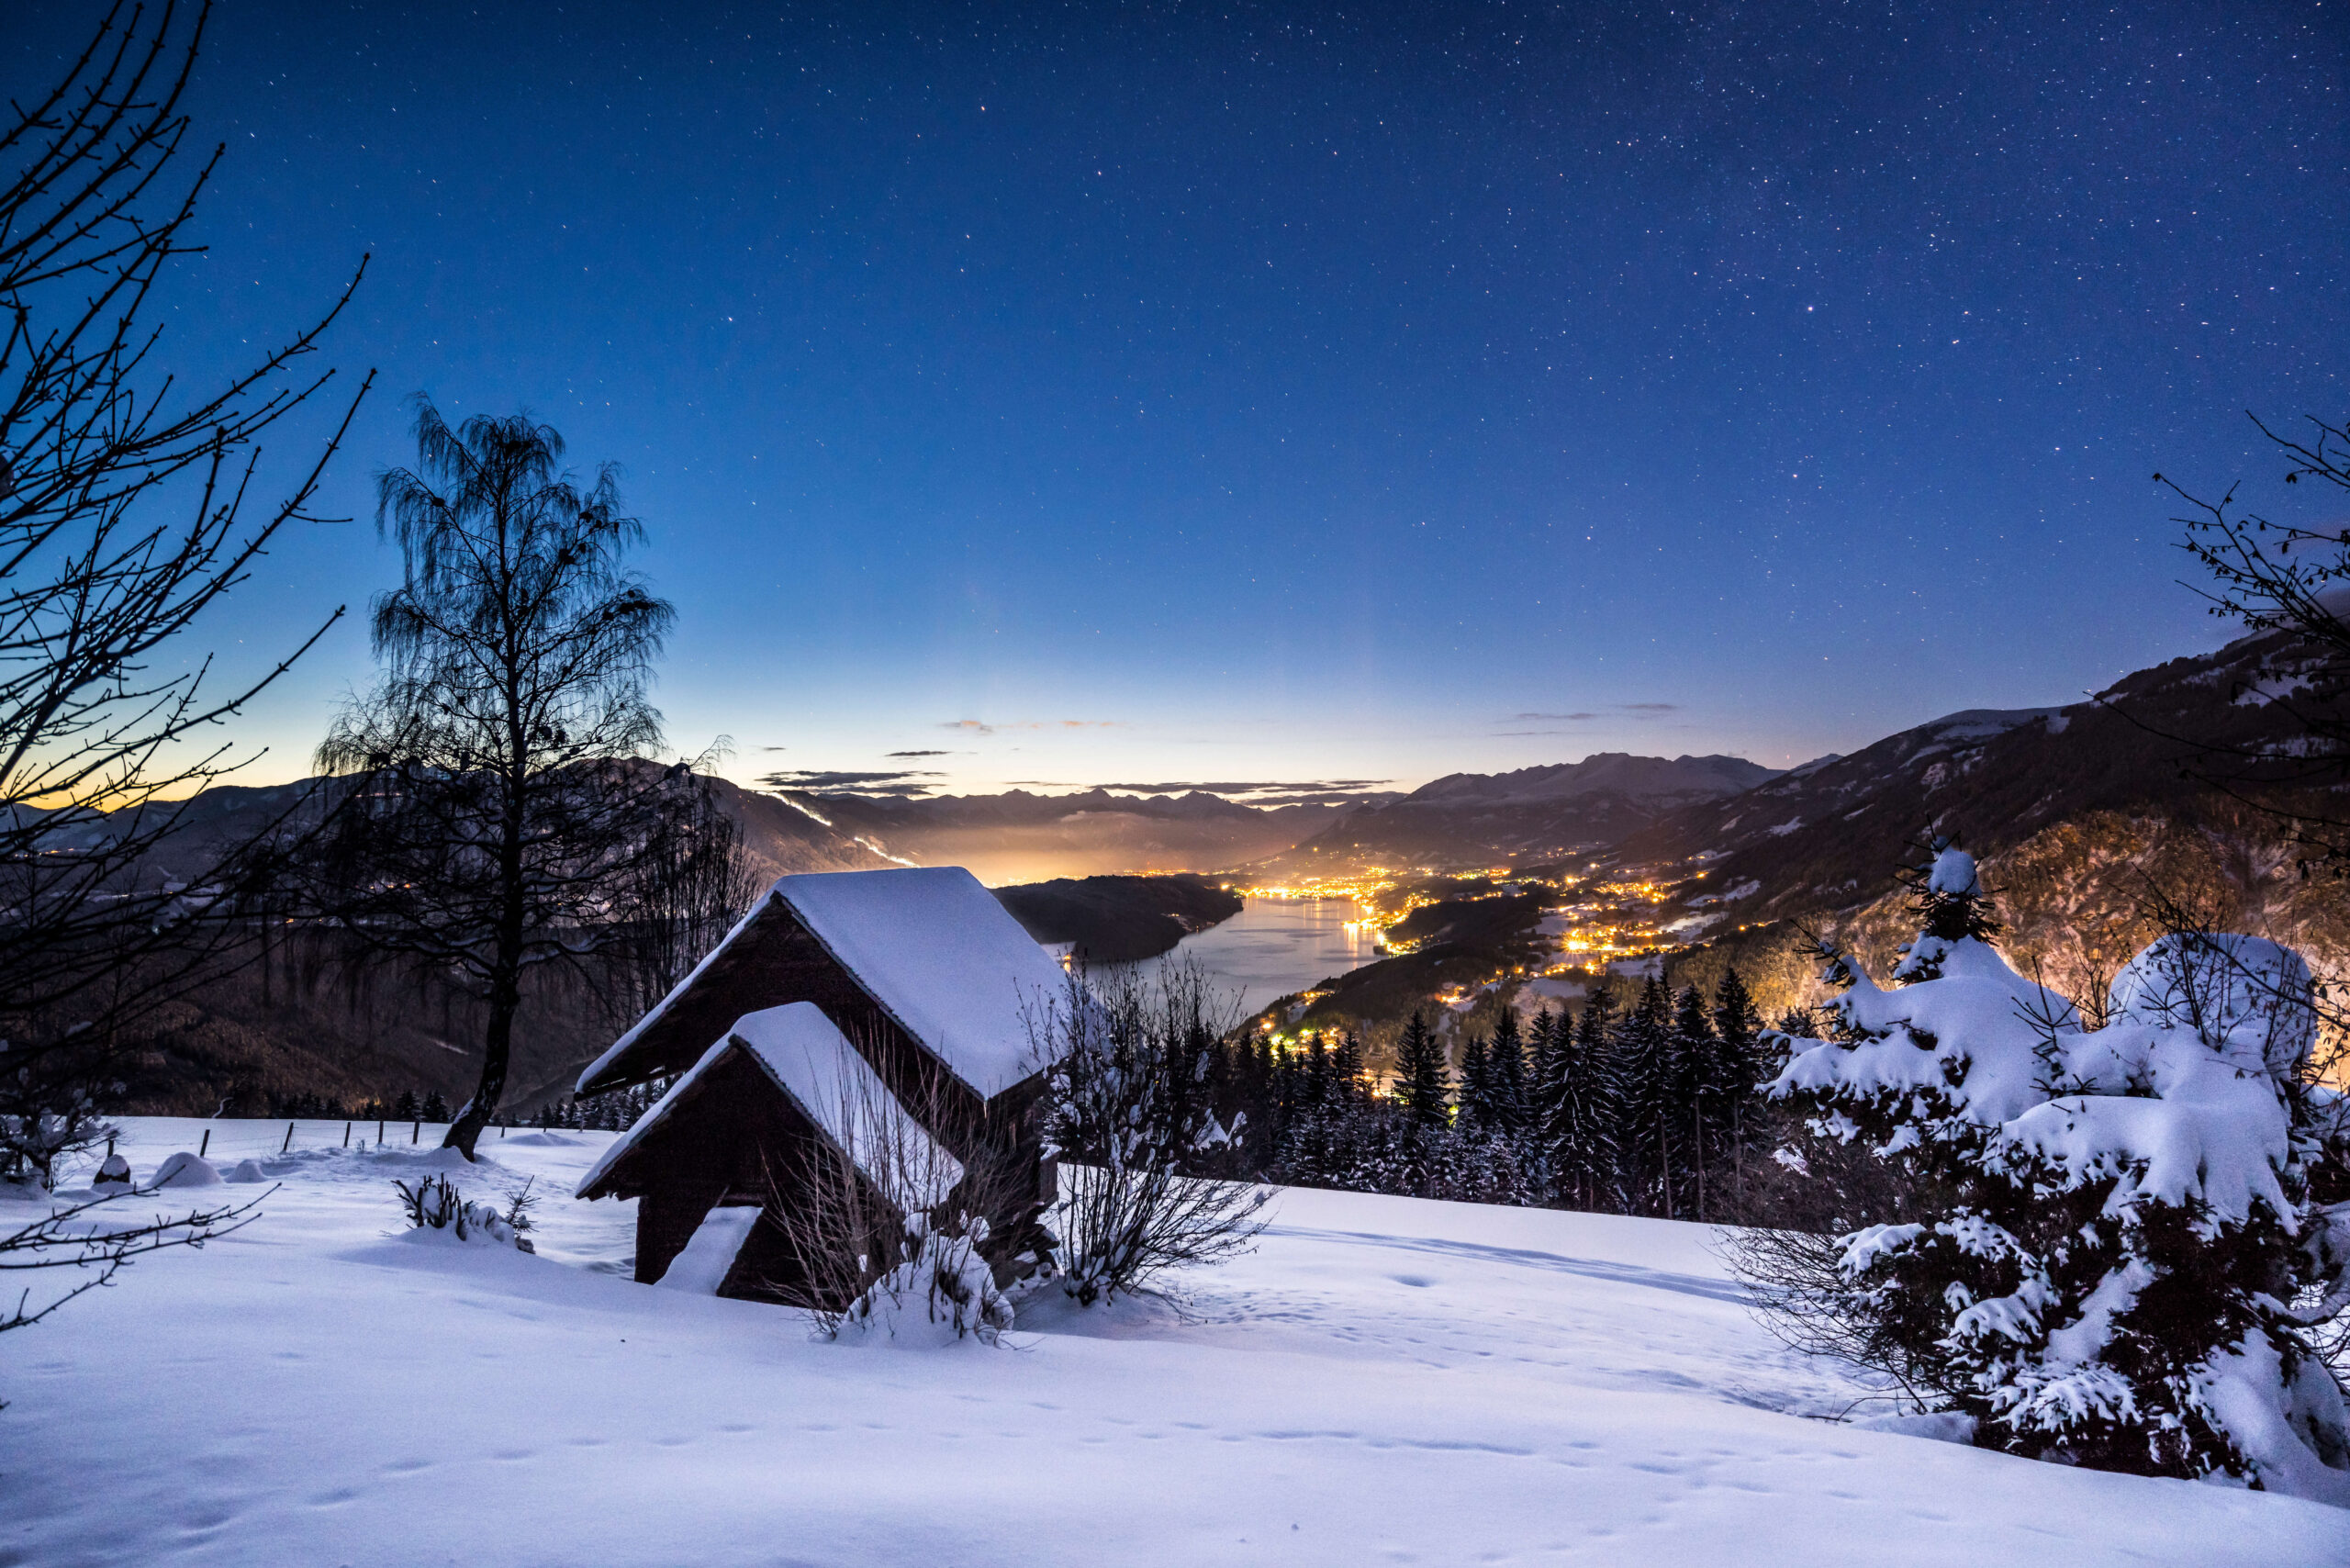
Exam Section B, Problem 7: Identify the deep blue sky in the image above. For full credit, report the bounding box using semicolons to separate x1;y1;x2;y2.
15;2;2349;797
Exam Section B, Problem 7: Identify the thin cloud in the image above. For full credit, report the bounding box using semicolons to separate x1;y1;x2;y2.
1093;779;1391;796
760;767;944;798
940;718;1123;735
1246;790;1395;807
1503;701;1678;734
885;749;953;757
1006;779;1391;806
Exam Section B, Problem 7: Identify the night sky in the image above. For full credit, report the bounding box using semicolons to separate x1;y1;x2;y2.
12;2;2348;798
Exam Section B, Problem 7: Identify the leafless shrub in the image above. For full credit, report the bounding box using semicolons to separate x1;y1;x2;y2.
1035;960;1271;1306
759;1056;1025;1344
1721;1222;1958;1412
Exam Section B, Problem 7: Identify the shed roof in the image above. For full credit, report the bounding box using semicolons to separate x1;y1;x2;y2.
576;866;1071;1102
575;1002;963;1204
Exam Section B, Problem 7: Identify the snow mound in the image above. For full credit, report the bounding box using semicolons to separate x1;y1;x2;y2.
1853;1410;1978;1444
367;1146;487;1175
655;1207;760;1294
225;1159;269;1183
397;1219;521;1249
149;1152;221;1189
833;1215;1013;1348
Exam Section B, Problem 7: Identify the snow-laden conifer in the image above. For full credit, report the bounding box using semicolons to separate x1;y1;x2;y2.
1768;840;2350;1500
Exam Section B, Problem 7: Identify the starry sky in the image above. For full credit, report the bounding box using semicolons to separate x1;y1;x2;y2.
12;2;2348;799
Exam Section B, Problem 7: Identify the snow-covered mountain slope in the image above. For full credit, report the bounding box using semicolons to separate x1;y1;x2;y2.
7;1118;2341;1565
1278;753;1781;871
1628;617;2347;917
1622;623;2350;1021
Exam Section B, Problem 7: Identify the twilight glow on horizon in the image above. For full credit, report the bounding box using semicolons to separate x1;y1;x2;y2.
12;1;2346;799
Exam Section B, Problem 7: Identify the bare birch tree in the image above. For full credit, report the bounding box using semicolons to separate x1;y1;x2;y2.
306;400;676;1159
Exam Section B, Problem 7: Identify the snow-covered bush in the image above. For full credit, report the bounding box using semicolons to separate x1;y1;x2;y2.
1766;842;2350;1500
392;1173;535;1251
831;1213;1014;1346
1037;962;1270;1306
0;1041;119;1193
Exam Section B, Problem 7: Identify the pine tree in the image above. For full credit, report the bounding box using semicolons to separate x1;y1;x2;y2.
420;1089;452;1124
1488;1007;1530;1141
393;1088;420;1122
1766;846;2350;1493
1889;836;2001;982
1609;979;1678;1215
1456;1033;1494;1132
1528;1007;1568;1199
1392;1011;1451;1131
1302;1032;1333;1108
1669;985;1718;1219
1330;1032;1367;1104
1709;968;1767;1213
1551;989;1618;1211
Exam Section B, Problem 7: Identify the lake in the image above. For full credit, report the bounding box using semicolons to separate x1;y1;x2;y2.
1125;896;1382;1017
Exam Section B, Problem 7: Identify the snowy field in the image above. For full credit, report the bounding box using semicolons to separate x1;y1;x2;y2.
3;1119;2345;1566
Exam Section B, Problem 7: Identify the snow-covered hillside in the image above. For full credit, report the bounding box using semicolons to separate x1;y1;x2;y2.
4;1119;2344;1566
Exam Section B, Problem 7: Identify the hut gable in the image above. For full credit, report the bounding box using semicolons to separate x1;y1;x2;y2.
576;1002;960;1204
575;866;1068;1103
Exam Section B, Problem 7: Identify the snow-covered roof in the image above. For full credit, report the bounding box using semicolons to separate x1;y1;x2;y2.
576;866;1069;1102
576;1002;963;1204
774;868;1069;1098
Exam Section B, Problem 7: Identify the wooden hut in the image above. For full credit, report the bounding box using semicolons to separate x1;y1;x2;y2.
573;867;1072;1305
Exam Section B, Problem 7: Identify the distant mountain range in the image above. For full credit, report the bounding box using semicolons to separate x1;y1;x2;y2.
1266;753;1782;873
732;754;1781;884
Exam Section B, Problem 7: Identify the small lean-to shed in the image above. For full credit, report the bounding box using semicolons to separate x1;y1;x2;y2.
576;1002;963;1302
572;867;1073;1303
